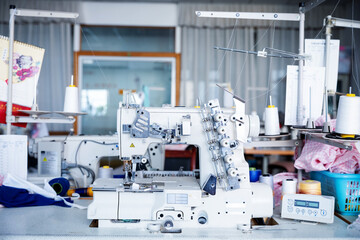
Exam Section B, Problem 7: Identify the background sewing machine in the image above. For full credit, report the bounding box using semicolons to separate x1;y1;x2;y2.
87;97;273;232
28;135;119;187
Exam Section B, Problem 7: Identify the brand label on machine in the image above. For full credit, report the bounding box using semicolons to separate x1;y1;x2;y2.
167;193;188;204
40;151;59;175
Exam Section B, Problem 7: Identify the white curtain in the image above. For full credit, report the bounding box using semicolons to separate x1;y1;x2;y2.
0;0;78;131
180;23;299;117
179;3;347;119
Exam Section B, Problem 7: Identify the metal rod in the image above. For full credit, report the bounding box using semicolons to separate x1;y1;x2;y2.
15;9;79;18
214;46;298;59
195;11;300;21
297;9;305;125
323;16;332;132
331;17;360;29
6;6;16;135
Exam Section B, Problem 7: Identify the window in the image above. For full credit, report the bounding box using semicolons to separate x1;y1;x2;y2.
77;55;178;134
75;25;180;134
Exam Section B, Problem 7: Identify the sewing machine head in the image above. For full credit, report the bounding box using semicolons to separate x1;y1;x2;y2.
116;97;260;193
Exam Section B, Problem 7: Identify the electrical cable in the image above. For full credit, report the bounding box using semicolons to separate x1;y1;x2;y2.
246;59;297;102
233;22;275;94
265;23;276;107
217;22;275;89
79;26;112;84
330;0;342;16
72;139;117;182
313;0;342;39
216;19;238;75
67;165;96;184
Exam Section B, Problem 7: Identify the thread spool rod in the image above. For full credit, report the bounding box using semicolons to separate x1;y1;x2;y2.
269;95;272;106
6;6;16;135
309;87;312;119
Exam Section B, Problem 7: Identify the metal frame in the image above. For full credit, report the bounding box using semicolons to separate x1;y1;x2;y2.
6;5;78;135
322;15;360;132
196;8;306;126
195;11;300;21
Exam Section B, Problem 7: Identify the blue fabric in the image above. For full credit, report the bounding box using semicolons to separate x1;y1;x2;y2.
0;185;73;208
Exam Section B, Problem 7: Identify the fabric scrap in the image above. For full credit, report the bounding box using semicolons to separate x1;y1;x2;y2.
0;185;72;208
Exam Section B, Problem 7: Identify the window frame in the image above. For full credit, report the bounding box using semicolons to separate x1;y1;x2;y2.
73;51;181;134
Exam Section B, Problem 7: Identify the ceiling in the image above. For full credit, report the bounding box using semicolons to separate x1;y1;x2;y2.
54;0;352;8
56;0;341;4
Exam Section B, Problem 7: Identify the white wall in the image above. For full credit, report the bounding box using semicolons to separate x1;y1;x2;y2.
75;2;180;53
78;2;178;27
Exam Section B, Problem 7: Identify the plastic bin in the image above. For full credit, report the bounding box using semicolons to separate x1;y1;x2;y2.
310;171;360;216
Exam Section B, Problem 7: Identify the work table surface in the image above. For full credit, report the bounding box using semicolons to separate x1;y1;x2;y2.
0;200;358;240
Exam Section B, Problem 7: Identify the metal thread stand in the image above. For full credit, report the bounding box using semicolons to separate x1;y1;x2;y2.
5;5;79;135
322;15;360;132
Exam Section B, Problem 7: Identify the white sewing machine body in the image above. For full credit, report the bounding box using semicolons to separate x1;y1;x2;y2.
29;135;118;187
88;98;273;232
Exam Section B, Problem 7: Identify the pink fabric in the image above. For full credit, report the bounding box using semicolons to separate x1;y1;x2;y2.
273;172;301;206
294;116;360;174
314;116;336;132
295;141;360;174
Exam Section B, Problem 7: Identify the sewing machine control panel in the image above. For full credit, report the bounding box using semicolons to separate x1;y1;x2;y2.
281;194;335;223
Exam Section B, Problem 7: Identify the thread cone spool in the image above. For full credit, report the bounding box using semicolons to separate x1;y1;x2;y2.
249;169;262;182
299;180;321;195
260;174;274;208
259;174;274;191
335;94;360;137
264;106;280;136
98;166;113;179
63;85;79;113
49;177;70;196
281;179;297;200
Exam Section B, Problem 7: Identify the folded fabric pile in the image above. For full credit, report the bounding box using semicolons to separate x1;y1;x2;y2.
295;117;360;174
0;174;86;209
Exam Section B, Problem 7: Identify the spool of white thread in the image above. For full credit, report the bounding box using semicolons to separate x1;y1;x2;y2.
264;96;280;136
282;179;297;200
63;76;79;113
264;107;280;135
98;166;113;179
259;174;274;191
260;174;274;208
335;94;360;136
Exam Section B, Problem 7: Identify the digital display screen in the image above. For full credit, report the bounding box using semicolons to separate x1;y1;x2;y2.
295;200;319;209
308;202;319;208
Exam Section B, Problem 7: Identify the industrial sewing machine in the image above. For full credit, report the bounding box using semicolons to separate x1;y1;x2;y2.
28;135;118;187
87;97;273;232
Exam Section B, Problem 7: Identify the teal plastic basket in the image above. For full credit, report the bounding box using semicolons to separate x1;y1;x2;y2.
310;171;360;216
